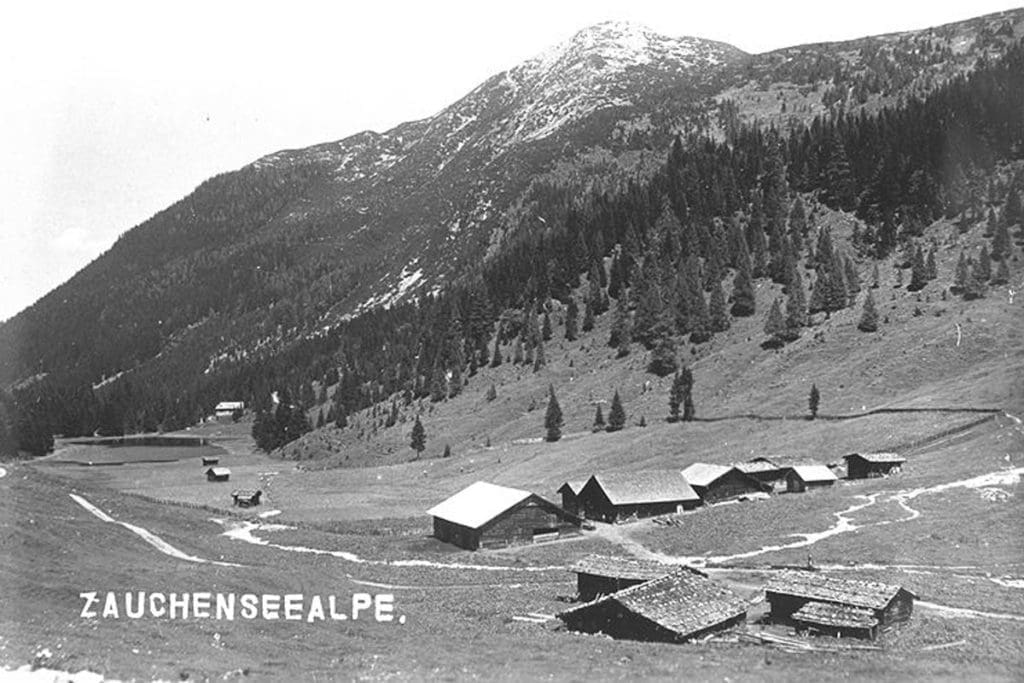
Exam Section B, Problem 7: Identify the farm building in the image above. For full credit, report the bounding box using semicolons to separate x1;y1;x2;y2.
558;568;748;643
576;471;700;523
214;401;245;421
572;554;705;602
556;480;587;516
232;489;262;507
201;456;220;467
785;465;838;493
765;570;915;640
681;463;770;504
426;481;581;550
205;467;230;482
843;453;907;479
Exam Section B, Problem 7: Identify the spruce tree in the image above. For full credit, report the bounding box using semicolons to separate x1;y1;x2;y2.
953;251;969;293
808;384;820;420
410;415;426;456
607;391;626;432
668;371;684;422
486;383;497;401
490;336;503;368
565;298;579;341
680;366;695;421
648;334;678;377
709;280;731;332
858;290;879;332
976;245;992;282
908;245;928;291
442;444;452;458
843;255;861;296
789;195;808;238
926;248;938;280
512;335;525;365
871;262;880;288
592;404;605;432
763;298;786;346
992;218;1011;262
533;339;546;371
730;267;756;317
991;257;1010;285
542;311;553;341
609;291;632;356
544;385;563;442
784;268;807;338
582;299;595;333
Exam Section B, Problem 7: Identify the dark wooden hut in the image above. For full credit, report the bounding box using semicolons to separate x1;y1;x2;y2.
231;489;262;507
843;453;906;479
576;471;700;523
681;463;770;504
736;455;823;489
571;555;706;602
201;456;220;467
785;465;837;493
558;568;747;643
205;467;230;482
427;481;581;551
556;480;587;517
765;570;915;640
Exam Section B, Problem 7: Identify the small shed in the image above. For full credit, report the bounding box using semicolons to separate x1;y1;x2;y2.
427;481;581;551
786;465;838;493
576;471;701;523
205;467;231;482
214;401;245;421
558;568;748;643
556;480;588;517
681;463;770;504
572;555;706;602
765;570;915;640
737;456;820;488
843;453;906;479
232;489;262;507
201;456;220;467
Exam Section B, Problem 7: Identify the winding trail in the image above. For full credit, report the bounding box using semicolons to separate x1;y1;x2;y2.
69;493;242;567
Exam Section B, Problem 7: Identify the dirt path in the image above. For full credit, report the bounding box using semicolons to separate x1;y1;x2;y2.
69;493;242;567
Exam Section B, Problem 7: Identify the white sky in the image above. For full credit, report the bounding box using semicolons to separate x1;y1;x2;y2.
1;0;1020;322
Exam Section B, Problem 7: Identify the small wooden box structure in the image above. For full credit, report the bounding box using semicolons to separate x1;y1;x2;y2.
765;570;915;640
785;464;837;493
205;467;231;482
572;554;705;602
232;489;262;507
843;453;906;479
576;471;701;523
682;463;771;504
201;456;220;467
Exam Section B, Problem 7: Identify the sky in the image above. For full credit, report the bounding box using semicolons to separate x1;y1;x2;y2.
2;0;1020;322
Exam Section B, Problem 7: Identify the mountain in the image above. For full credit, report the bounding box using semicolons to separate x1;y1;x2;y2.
1;10;1022;451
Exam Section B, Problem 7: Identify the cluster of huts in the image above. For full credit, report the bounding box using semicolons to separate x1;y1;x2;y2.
199;455;261;507
426;452;908;549
559;556;915;643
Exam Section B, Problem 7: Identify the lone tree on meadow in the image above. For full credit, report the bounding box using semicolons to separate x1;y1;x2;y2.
606;390;626;432
592;404;605;432
410;415;426;457
858;290;879;332
669;367;695;422
808;384;820;420
544;385;564;442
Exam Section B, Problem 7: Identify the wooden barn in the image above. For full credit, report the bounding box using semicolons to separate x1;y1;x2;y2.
576;471;700;523
843;452;907;479
681;463;770;504
427;481;581;550
558;568;748;643
785;465;838;493
736;456;821;489
556;480;587;517
205;467;230;482
201;456;220;467
214;401;245;421
571;555;706;602
765;571;915;640
231;489;262;507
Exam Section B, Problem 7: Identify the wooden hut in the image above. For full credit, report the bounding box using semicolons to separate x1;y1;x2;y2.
576;471;700;523
231;489;262;507
571;555;706;602
765;570;915;640
681;463;770;504
558;568;747;643
785;465;837;493
556;480;587;517
843;453;906;479
205;467;231;482
736;456;821;489
427;481;581;551
201;456;220;467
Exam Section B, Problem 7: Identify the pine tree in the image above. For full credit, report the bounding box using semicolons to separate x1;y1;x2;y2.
565;297;579;341
784;268;807;337
925;248;938;280
808;384;820;420
991;257;1010;285
606;390;626;432
490;336;503;368
442;444;452;458
763;298;786;346
542;311;553;341
485;383;497;401
858;290;879;332
544;385;563;442
871;262;880;288
788;195;808;238
953;251;969;293
908;245;928;291
843;255;861;295
976;245;992;282
680;366;695;421
668;371;684;422
335;409;348;430
512;335;525;365
730;267;756;317
709;280;731;332
582;299;595;333
647;334;678;377
592;404;605;432
316;409;325;429
992;217;1011;261
609;290;632;357
410;415;426;456
532;339;546;371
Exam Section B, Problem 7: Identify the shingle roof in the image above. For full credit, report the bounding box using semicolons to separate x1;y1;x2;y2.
766;571;908;610
792;600;879;629
426;481;532;529
843;452;906;464
206;467;231;476
571;554;705;581
559;569;747;639
557;480;588;495
789;465;837;483
586;471;699;505
680;463;732;488
735;460;781;474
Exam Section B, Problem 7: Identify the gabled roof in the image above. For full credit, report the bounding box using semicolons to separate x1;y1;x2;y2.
792;600;879;629
426;481;532;529
215;401;245;411
571;554;705;581
559;569;747;639
585;471;699;505
789;465;837;483
206;467;231;476
843;452;906;464
735;460;781;474
766;571;912;610
557;480;588;495
681;463;732;488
